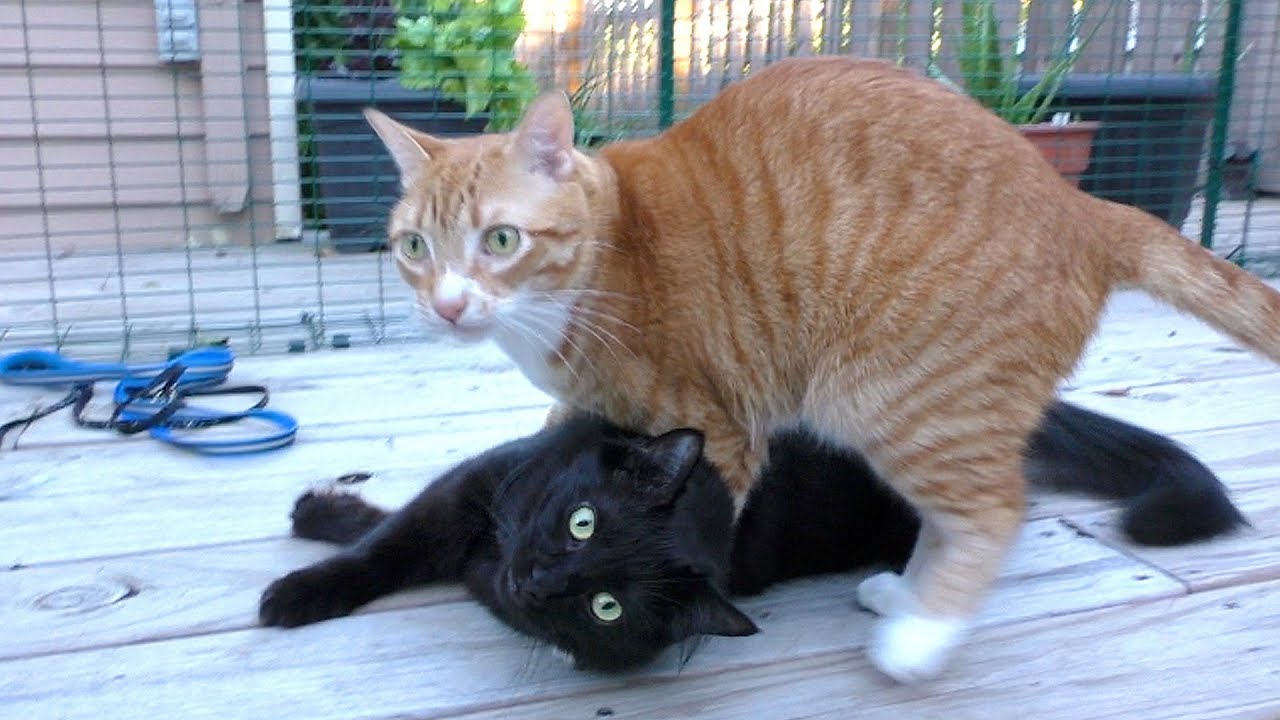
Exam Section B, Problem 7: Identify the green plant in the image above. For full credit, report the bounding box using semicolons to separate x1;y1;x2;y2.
566;61;639;147
930;0;1109;126
391;0;539;131
293;0;398;75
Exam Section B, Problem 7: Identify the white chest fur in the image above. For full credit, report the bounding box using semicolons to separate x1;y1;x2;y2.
492;296;578;398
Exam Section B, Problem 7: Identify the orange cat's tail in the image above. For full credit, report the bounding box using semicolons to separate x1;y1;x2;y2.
1109;201;1280;365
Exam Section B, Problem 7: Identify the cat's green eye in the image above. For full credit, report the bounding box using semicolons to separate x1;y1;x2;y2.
400;233;427;260
568;504;596;541
483;225;521;255
590;592;622;623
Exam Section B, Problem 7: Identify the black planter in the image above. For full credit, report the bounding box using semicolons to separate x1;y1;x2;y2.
1020;73;1217;229
298;76;487;252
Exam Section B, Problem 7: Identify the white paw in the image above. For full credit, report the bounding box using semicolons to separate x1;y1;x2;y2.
856;572;916;617
868;613;967;684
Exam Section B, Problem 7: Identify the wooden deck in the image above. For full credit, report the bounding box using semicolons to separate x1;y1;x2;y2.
2;290;1279;719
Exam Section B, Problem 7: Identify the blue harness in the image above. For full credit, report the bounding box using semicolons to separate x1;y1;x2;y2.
0;346;297;454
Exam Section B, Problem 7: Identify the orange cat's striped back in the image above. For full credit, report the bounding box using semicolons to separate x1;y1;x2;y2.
366;56;1280;683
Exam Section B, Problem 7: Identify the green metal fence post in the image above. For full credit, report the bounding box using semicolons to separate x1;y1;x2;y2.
1200;0;1246;251
658;0;676;129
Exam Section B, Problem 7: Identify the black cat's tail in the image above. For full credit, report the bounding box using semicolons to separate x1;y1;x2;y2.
289;489;391;545
1025;401;1247;546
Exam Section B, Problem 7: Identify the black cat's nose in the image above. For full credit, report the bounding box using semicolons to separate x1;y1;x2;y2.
524;564;553;601
514;563;570;605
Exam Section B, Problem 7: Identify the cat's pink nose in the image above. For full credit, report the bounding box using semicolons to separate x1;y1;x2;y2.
432;294;467;324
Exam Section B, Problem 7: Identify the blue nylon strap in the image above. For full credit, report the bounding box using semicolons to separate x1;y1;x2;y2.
0;347;235;388
148;409;298;454
0;347;297;455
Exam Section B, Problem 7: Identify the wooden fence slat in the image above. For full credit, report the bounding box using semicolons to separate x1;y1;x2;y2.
1228;0;1280;160
1024;0;1074;73
1073;0;1133;72
847;0;884;57
198;0;251;214
1134;0;1202;73
818;0;843;53
934;0;973;87
876;0;932;68
1195;0;1228;75
543;0;1260;142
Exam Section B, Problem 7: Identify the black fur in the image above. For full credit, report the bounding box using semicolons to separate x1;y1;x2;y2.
1025;402;1247;545
259;401;1244;670
261;419;754;670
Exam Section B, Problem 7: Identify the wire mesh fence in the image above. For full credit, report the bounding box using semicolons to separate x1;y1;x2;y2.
1;0;1278;361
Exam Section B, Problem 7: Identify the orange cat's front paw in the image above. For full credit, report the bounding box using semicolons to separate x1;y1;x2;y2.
856;571;916;617
869;614;968;684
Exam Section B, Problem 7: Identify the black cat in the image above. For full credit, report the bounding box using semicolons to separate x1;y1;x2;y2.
259;402;1244;670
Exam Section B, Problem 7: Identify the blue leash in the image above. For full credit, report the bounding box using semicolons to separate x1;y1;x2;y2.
0;346;235;387
0;347;296;454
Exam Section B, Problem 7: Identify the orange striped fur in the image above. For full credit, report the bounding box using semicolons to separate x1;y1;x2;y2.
366;56;1280;681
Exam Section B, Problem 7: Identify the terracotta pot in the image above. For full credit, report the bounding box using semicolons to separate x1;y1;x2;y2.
1018;120;1099;186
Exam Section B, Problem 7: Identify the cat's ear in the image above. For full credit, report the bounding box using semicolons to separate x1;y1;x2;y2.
514;91;576;181
364;108;444;187
634;429;704;507
687;585;759;638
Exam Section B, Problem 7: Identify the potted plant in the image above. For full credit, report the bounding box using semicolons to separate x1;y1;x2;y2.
296;0;537;251
930;0;1103;186
294;0;408;250
567;58;636;148
1014;3;1221;229
392;0;538;132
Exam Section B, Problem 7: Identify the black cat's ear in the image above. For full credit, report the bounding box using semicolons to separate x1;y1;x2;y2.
634;429;704;508
687;585;759;638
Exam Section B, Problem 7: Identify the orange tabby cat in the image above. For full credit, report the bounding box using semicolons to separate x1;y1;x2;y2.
365;56;1280;682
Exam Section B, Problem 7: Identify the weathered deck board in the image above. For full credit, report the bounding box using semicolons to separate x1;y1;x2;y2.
0;516;1186;720
1;287;1278;718
0;411;539;503
450;580;1280;720
0;362;552;449
0;538;469;662
4;373;1277;567
0;515;1180;668
1060;372;1280;436
1062;421;1280;592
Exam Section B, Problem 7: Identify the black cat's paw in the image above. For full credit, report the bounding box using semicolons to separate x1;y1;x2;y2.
290;489;387;545
259;563;363;628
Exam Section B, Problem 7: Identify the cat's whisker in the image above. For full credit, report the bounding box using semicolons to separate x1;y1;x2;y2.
550;321;599;379
528;324;587;386
564;299;640;322
520;291;639;361
518;306;597;381
562;313;627;364
578;238;626;256
562;301;642;335
561;299;645;340
567;313;636;361
499;311;584;385
535;286;640;307
676;635;705;671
